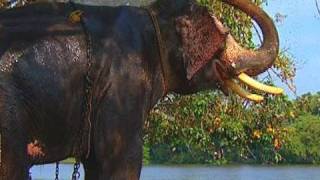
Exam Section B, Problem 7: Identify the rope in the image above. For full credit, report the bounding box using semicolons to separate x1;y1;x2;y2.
68;1;93;160
145;7;169;94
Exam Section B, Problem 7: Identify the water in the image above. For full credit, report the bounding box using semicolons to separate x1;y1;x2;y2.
31;164;320;180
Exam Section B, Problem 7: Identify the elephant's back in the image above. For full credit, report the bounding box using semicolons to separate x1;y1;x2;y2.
0;30;88;121
0;2;85;40
0;31;88;76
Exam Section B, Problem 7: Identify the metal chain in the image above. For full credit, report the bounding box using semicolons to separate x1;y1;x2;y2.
80;0;94;159
55;162;60;180
72;162;81;180
69;0;94;161
68;3;89;180
0;132;2;178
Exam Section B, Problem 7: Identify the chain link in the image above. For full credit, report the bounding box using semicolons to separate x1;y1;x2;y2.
72;162;81;180
0;132;2;169
28;171;32;180
69;0;93;160
55;162;60;180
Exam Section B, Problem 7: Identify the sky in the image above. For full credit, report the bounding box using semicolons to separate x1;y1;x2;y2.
263;0;320;97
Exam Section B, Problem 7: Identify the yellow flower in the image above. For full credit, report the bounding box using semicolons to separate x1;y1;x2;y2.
253;130;262;139
289;111;295;118
214;117;222;129
267;127;275;134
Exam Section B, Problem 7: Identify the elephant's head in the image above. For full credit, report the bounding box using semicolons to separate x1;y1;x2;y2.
154;0;283;102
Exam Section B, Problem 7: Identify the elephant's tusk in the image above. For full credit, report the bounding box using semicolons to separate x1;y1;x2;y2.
237;73;284;95
225;79;264;102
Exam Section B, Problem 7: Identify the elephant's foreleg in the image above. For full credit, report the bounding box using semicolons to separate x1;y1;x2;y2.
86;108;144;180
97;132;143;180
0;96;30;179
83;133;143;180
0;129;29;179
85;81;149;179
82;152;99;180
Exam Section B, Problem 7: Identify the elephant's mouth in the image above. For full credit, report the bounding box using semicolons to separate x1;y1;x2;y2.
213;60;284;102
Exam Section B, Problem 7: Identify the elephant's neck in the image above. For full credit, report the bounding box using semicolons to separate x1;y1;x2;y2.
149;7;187;94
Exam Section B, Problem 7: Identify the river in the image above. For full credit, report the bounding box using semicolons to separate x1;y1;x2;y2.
30;164;320;180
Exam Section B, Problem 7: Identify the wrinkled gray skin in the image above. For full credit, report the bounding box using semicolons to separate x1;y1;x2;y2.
0;0;278;179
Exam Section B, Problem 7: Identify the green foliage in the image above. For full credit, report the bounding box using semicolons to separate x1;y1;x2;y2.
295;92;320;116
145;92;218;164
145;91;295;164
282;114;320;164
273;51;296;93
199;0;261;47
144;89;320;165
143;144;151;165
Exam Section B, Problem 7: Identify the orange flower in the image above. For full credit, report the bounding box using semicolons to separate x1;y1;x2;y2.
274;138;281;150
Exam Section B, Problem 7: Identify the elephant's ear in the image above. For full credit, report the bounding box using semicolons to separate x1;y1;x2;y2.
176;10;228;80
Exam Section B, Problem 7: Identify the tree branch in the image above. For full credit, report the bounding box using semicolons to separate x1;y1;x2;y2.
316;0;320;17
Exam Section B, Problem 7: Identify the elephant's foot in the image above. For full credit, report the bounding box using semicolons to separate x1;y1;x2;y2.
108;165;140;180
83;156;99;180
0;164;29;180
82;140;142;180
83;160;140;180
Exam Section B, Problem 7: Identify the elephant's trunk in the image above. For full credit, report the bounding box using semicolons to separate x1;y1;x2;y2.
220;0;279;76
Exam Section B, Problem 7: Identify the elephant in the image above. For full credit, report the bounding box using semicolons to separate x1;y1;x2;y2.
0;0;282;179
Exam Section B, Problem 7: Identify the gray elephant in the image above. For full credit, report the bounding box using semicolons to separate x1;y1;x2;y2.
0;0;282;179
